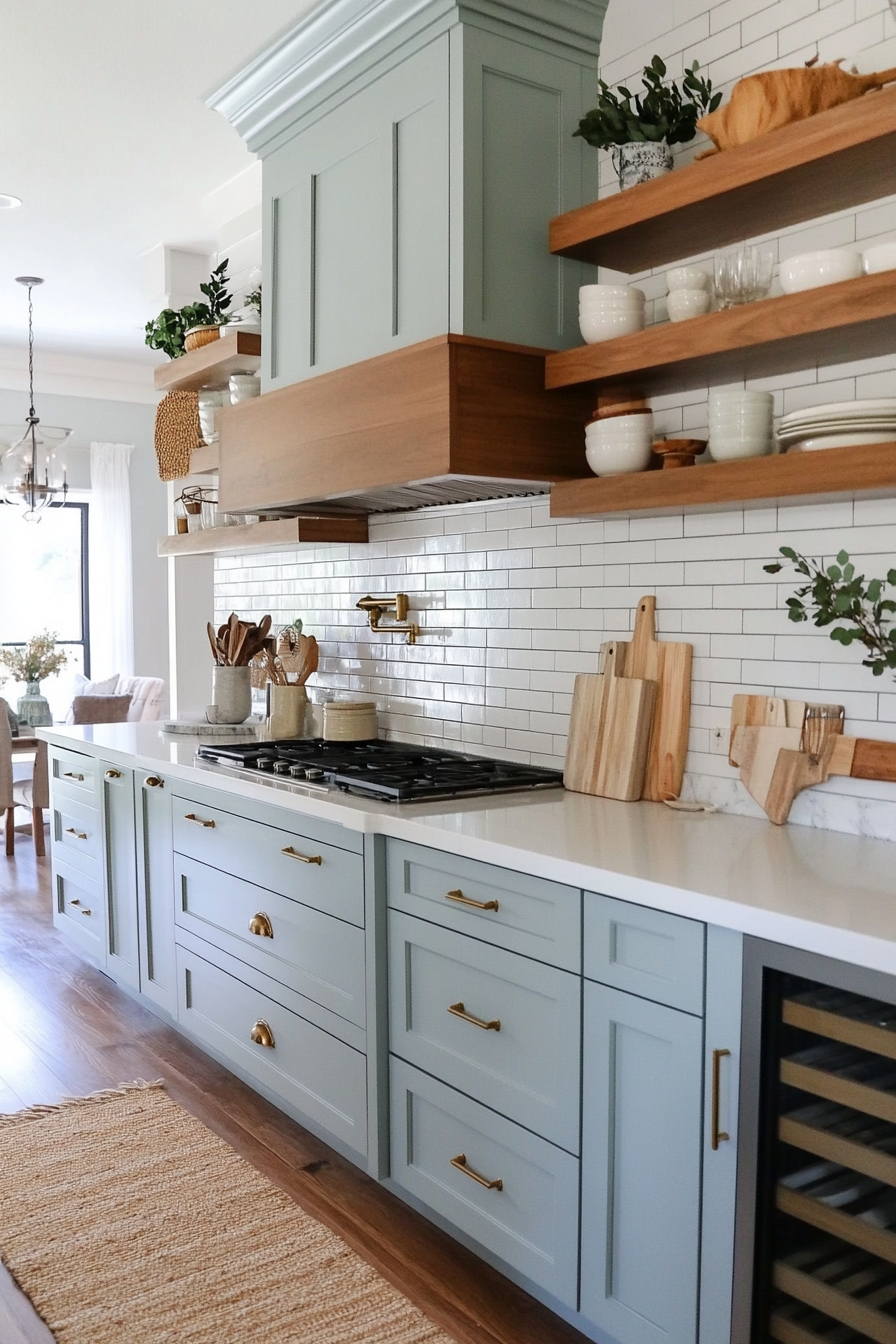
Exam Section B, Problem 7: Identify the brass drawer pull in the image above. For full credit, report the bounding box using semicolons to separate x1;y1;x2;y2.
448;1001;500;1032
250;1019;275;1048
446;889;499;912
105;769;121;780
711;1048;731;1150
69;898;81;906
62;771;85;782
79;907;92;917
143;776;164;789
64;828;88;840
184;813;215;828
451;1154;503;1191
248;912;274;938
281;846;322;865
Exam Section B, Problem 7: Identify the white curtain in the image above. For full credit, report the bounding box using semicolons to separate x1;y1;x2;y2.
89;442;134;680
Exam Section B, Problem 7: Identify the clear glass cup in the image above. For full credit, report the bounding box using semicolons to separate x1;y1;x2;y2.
713;245;774;308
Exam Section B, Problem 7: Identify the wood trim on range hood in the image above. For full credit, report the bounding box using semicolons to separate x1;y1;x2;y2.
217;334;595;516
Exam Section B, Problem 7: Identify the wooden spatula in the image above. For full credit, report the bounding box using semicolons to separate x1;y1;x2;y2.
564;641;657;801
617;596;692;802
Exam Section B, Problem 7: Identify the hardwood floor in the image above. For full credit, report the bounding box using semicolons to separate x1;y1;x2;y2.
0;846;590;1344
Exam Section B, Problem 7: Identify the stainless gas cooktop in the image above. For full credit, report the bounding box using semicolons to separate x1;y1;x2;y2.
195;738;563;803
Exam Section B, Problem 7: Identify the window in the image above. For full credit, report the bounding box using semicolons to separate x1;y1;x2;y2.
0;502;90;699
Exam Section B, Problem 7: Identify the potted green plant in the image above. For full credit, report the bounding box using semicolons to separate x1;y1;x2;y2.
144;259;234;360
0;630;68;728
574;56;721;190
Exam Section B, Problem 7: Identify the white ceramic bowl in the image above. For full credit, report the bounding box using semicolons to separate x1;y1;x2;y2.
579;309;645;343
579;284;646;304
708;434;773;461
709;389;774;407
863;242;896;275
667;267;709;293
667;289;712;321
585;412;654;475
779;249;863;294
579;300;645;314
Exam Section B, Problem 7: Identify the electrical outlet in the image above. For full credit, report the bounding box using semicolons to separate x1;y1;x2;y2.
710;727;728;756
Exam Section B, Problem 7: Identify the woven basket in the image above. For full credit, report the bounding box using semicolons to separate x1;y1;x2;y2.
184;325;221;353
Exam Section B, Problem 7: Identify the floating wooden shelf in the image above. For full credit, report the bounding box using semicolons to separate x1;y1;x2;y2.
550;86;896;273
549;442;896;519
183;443;219;475
545;274;896;397
153;330;261;393
158;514;368;556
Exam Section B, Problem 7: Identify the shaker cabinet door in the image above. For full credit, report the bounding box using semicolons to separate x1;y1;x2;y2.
135;771;176;1015
101;762;140;991
264;34;449;389
581;982;703;1344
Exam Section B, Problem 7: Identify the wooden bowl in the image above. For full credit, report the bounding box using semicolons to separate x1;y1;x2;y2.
652;438;707;469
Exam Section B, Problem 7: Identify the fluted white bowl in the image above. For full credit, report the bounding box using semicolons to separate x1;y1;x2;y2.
579;284;646;304
579;309;645;343
667;288;712;321
667;267;710;292
780;249;862;294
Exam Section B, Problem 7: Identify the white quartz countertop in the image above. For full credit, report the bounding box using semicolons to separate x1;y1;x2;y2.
40;723;896;975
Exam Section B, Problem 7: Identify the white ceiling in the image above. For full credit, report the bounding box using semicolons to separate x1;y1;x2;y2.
0;0;313;363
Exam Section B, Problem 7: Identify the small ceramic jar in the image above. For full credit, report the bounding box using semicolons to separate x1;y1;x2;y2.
229;374;261;405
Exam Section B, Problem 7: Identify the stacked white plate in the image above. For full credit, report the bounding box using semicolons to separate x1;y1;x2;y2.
776;399;896;453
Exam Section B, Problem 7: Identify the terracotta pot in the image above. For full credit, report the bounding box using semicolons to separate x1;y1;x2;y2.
184;325;221;353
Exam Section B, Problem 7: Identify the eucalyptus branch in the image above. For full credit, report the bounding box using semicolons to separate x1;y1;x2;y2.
764;546;896;678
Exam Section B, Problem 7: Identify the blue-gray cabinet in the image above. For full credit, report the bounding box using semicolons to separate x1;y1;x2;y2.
135;769;177;1016
101;763;140;991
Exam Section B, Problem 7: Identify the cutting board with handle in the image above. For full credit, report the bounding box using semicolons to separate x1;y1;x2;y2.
617;597;693;802
564;641;657;801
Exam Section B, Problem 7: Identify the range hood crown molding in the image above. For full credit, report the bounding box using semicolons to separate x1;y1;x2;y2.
207;0;606;152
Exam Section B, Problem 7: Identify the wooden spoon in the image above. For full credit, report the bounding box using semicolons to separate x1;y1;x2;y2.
207;622;221;665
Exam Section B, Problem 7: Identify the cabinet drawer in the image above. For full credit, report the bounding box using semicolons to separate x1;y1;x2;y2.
390;1059;579;1308
172;794;364;927
386;840;580;971
52;794;101;875
177;944;367;1157
175;854;366;1028
389;911;580;1152
584;892;705;1015
49;747;98;803
52;859;105;957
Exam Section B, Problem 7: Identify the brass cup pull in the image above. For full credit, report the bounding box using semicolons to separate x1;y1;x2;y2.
446;889;499;912
63;771;85;782
450;1154;503;1192
105;769;121;780
711;1048;731;1150
184;813;215;828
143;776;164;789
248;912;274;939
281;846;322;865
65;828;88;840
250;1019;275;1049
448;1001;500;1032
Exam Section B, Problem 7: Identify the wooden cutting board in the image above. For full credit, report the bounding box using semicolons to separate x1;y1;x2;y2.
616;597;692;802
564;641;657;801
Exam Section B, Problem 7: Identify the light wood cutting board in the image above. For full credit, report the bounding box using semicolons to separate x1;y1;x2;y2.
616;597;692;802
564;642;657;801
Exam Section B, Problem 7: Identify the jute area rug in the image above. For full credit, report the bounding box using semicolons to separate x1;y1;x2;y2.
0;1082;457;1344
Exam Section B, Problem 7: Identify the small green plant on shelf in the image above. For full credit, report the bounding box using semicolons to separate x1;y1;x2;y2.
574;56;721;150
764;546;896;678
144;259;233;359
244;285;261;318
0;631;68;684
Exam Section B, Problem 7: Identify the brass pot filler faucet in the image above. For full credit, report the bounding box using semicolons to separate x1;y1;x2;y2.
355;592;419;644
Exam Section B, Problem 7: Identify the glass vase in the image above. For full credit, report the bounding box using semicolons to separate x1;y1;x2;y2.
17;680;52;728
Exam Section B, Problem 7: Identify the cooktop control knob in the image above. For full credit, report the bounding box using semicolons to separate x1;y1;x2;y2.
272;760;291;774
304;767;325;781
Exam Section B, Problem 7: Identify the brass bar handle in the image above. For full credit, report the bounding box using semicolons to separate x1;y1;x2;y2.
143;776;164;789
65;828;88;840
446;889;499;912
448;1001;500;1032
63;771;85;781
451;1154;503;1192
184;813;215;828
712;1048;731;1150
250;1019;275;1049
248;912;274;939
281;846;322;865
105;769;122;780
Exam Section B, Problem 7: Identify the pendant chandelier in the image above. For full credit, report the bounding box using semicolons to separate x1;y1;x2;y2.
0;277;70;521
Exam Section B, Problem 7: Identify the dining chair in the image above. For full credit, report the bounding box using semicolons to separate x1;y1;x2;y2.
0;697;48;857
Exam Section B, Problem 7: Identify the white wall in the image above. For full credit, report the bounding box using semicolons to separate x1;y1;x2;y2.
216;0;896;843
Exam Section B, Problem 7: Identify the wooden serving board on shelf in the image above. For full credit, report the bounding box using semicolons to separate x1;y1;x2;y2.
564;642;657;801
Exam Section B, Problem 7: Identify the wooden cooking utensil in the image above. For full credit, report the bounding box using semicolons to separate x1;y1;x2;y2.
564;641;657;801
616;596;693;802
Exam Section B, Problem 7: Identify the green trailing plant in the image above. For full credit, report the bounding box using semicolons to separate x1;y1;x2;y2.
244;285;262;318
144;259;233;359
764;546;896;678
574;55;721;149
0;631;68;684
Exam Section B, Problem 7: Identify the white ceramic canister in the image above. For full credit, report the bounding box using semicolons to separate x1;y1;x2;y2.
198;389;226;444
211;665;252;724
229;373;261;405
323;700;378;741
